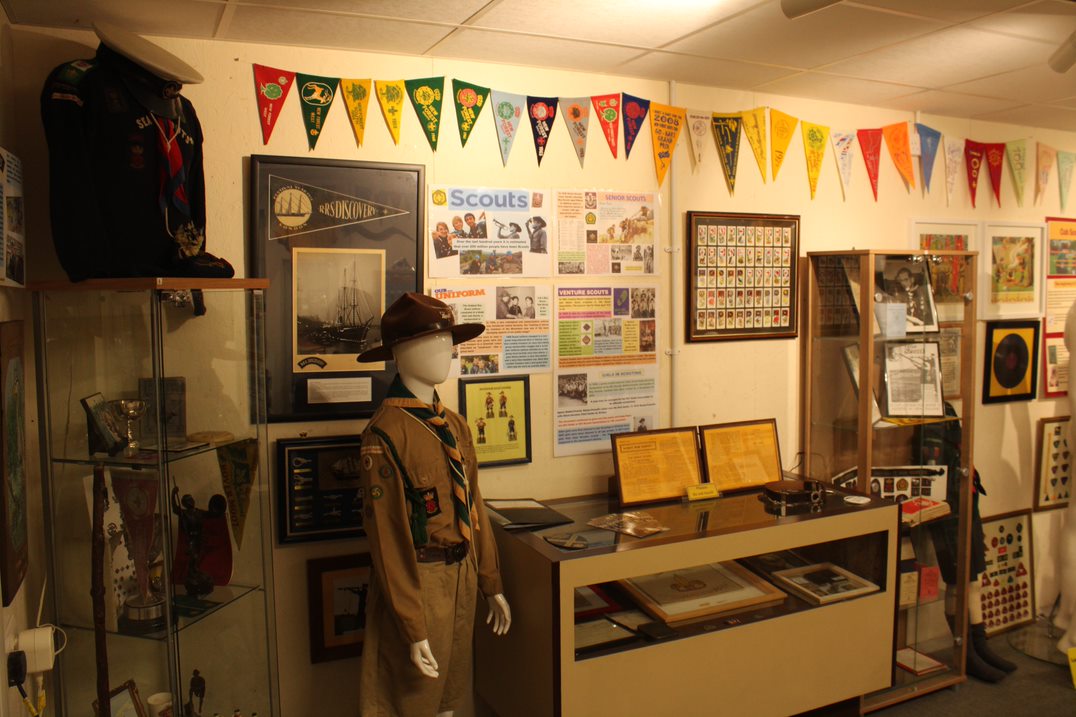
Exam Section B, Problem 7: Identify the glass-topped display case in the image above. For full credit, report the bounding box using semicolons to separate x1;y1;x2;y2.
802;250;977;711
32;279;277;717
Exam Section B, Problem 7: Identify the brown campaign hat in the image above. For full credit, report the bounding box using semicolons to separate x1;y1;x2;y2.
357;292;484;363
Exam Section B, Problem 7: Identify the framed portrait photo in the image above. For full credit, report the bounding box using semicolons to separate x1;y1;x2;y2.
307;553;372;663
1034;416;1072;511
877;257;939;333
458;375;532;467
982;320;1040;404
276;435;365;544
979;222;1046;320
249;156;424;422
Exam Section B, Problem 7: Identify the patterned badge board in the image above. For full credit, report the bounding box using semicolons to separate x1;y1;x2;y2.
980;511;1034;637
1035;416;1072;511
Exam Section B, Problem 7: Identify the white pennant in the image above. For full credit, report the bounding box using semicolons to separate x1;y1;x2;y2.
944;136;964;208
831;130;856;200
686;109;710;168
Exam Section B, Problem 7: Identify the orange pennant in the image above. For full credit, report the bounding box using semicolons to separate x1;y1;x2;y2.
770;108;798;181
882;121;916;190
649;103;686;186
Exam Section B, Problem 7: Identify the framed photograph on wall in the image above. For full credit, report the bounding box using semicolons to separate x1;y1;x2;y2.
912;219;977;323
979;222;1045;320
684;211;799;342
276;435;365;544
1034;416;1072;511
307;553;372;663
982;320;1040;404
458;375;532;467
249;156;424;422
980;511;1034;637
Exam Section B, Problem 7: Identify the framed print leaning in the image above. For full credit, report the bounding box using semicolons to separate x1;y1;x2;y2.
685;211;798;342
249;156;424;421
979;222;1045;320
980;511;1034;637
1034;416;1072;511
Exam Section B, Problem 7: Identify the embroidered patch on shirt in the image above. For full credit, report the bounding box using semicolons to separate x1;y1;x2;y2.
361;454;374;471
379;463;396;480
421;487;442;518
370;486;384;500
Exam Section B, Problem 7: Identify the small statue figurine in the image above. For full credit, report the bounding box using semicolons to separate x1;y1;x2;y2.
171;487;226;596
186;668;206;716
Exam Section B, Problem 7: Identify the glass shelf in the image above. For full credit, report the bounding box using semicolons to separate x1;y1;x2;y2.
51;435;258;469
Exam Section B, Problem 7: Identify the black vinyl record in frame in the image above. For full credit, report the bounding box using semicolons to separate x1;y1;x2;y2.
982;319;1039;404
250;156;424;421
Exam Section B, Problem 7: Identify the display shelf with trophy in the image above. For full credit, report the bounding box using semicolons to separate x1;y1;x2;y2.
32;279;278;717
802;249;977;712
475;490;898;717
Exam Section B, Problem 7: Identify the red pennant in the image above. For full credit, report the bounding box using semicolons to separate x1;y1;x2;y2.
591;93;620;158
253;64;296;144
985;142;1006;207
857;128;883;201
965;140;986;208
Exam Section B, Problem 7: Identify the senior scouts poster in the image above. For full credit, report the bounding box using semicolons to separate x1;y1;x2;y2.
555;190;657;275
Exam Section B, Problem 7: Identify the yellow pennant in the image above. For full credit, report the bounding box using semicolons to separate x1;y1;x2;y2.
770;108;798;180
340;79;372;147
801;121;830;199
882;121;916;190
375;79;406;145
649;103;686;186
740;107;768;183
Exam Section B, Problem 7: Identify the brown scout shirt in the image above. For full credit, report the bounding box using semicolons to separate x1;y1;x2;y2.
360;403;503;644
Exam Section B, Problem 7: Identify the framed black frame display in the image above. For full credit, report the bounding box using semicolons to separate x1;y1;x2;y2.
276;435;365;544
249;155;424;421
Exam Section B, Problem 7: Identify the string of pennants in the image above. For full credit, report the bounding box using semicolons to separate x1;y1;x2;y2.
254;64;1076;210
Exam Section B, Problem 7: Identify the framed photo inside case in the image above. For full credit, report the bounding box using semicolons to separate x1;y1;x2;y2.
698;418;782;493
877;257;939;333
1034;416;1072;511
913;218;977;324
620;561;786;623
610;427;703;507
982;320;1040;404
882;341;944;418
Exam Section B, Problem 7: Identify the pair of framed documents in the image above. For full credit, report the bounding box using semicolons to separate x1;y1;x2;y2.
610;419;783;507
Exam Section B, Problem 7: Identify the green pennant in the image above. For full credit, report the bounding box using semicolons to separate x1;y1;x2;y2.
405;77;445;151
452;79;490;148
296;73;339;150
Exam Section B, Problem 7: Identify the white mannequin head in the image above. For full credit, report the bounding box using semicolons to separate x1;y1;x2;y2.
393;331;453;404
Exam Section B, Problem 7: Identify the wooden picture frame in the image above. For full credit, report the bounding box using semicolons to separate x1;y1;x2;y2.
249;155;424;422
685;211;799;342
912;218;977;324
0;321;26;607
276;435;365;544
620;560;786;623
980;510;1035;637
574;584;621;621
1042;332;1068;398
458;375;532;467
92;679;145;717
877;257;939;333
698;418;782;493
1034;416;1072;511
982;320;1040;404
80;391;126;456
138;376;187;445
307;553;372;663
610;427;702;507
882;341;945;417
979;222;1046;320
770;562;880;605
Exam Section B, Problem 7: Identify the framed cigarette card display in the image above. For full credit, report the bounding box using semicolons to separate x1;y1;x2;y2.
1034;416;1072;511
698;419;782;492
982;320;1040;404
458;375;532;467
980;511;1034;636
913;219;978;324
684;211;799;342
610;427;703;507
620;561;786;623
276;435;365;544
877;257;939;333
979;222;1045;320
770;562;880;605
882;341;944;417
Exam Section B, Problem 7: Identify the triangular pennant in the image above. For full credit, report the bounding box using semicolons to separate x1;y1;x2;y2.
622;93;650;159
1006;139;1027;207
252;64;296;145
1037;142;1057;205
882;121;916;190
740;107;768;183
340;79;372;148
526;96;558;166
296;73;339;150
916;123;942;194
770;108;798;180
452;79;490;148
985;142;1005;207
560;96;590;168
649;103;686;186
405;77;445;151
267;173;409;240
686;110;710;167
1060;151;1075;212
711;114;742;195
216;438;259;550
801;121;829;200
491;90;525;167
591;93;621;158
831;131;856;200
858;128;883;201
965;140;986;208
945;136;964;207
375;80;406;145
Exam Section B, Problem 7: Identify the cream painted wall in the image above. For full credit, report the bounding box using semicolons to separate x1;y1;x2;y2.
7;20;1076;717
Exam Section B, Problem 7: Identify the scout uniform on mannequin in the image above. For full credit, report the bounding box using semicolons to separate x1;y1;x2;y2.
1056;302;1076;653
357;293;510;717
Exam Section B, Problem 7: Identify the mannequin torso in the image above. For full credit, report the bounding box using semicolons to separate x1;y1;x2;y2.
1056;304;1076;652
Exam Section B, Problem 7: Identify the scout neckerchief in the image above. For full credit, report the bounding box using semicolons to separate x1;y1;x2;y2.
152;112;190;235
383;376;477;542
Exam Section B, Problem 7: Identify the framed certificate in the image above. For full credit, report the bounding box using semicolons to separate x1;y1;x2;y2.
698;418;782;492
610;427;702;507
620;561;786;623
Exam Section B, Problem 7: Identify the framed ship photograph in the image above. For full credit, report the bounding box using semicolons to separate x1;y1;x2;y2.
250;156;424;422
979;222;1045;320
610;427;703;507
620;560;786;623
276;435;365;544
684;211;799;342
980;511;1035;636
698;418;782;492
770;562;880;605
982;320;1040;404
1034;416;1072;511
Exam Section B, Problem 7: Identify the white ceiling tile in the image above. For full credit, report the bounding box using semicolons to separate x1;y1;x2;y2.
968;0;1076;45
880;89;1023;117
758;70;925;105
851;0;1032;23
822;26;1055;87
247;0;491;24
617;51;796;88
427;28;642;73
665;2;942;69
1;0;224;36
945;64;1076;103
974;103;1076;131
226;5;454;54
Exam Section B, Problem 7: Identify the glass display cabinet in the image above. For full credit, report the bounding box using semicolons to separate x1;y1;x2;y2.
802;250;977;711
32;279;277;717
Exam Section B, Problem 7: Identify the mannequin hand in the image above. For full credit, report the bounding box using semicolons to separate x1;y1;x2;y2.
409;639;439;678
486;593;512;635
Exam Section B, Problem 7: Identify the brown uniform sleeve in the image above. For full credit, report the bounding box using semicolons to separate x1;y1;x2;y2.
456;425;504;597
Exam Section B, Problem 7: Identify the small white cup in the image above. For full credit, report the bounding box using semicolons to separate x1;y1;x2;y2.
146;692;173;717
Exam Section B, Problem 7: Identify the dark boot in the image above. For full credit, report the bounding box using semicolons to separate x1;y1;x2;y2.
970;622;1017;673
965;626;1008;682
